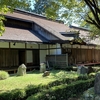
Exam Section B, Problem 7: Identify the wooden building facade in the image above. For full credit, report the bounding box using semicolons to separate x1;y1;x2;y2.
62;44;100;66
0;10;63;71
0;9;100;72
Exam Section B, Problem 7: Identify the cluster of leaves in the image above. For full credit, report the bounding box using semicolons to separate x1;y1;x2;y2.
33;0;50;15
33;0;100;38
0;0;31;35
44;0;86;24
0;70;9;80
27;78;94;100
0;69;95;100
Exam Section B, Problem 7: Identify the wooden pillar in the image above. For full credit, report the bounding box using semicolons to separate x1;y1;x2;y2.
38;44;40;63
60;43;62;54
80;45;82;62
25;43;27;65
94;46;95;62
9;42;11;67
48;44;50;55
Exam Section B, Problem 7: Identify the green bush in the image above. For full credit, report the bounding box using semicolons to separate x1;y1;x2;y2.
78;74;89;80
0;70;9;80
25;85;40;98
0;89;26;100
88;72;96;78
11;89;26;100
27;78;94;100
0;92;11;100
93;67;100;72
0;71;95;100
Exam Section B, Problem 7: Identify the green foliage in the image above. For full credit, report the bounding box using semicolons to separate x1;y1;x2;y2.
89;25;100;39
0;70;95;100
45;0;86;24
0;0;31;35
0;89;26;100
0;70;9;80
78;74;89;80
25;85;40;98
27;78;94;100
33;0;50;15
92;67;100;72
11;89;26;100
43;0;100;37
88;72;96;78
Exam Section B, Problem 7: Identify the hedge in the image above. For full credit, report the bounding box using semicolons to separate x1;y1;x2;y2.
0;74;95;100
27;78;94;100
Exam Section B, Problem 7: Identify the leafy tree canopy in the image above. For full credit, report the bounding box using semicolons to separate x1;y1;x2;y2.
0;0;31;35
43;0;100;37
33;0;50;15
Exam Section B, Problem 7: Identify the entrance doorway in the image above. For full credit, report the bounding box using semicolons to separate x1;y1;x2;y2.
19;50;25;65
33;50;39;66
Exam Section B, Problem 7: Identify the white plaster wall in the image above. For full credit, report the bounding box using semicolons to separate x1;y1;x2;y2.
49;44;61;55
50;49;56;55
49;45;56;48
56;44;61;54
40;50;47;63
49;44;57;55
40;44;47;49
73;44;80;48
0;42;9;48
56;49;61;54
56;43;61;48
26;44;39;49
80;45;88;49
11;43;25;48
50;49;61;55
62;43;71;48
26;50;33;63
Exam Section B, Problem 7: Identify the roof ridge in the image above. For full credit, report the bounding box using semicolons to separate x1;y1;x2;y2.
70;25;89;31
14;8;64;24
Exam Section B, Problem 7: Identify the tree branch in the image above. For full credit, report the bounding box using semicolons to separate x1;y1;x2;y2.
84;0;100;28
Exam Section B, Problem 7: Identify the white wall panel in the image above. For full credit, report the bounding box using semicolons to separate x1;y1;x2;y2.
26;50;33;63
0;42;9;48
26;44;38;49
11;43;25;48
40;50;47;63
40;44;47;49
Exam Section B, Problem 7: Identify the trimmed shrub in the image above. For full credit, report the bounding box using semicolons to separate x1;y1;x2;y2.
88;72;96;78
0;89;26;100
0;70;9;80
25;85;40;98
0;71;95;100
78;74;89;80
11;89;26;100
27;78;95;100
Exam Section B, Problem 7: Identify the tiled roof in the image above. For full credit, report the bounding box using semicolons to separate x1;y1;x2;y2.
4;9;100;45
0;27;47;43
5;10;74;41
70;26;100;45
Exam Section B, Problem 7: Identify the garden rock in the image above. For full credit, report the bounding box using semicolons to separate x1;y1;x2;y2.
17;64;27;76
94;72;100;94
95;95;100;100
82;87;100;100
82;87;94;100
40;62;46;73
77;65;88;74
87;66;94;74
42;71;50;77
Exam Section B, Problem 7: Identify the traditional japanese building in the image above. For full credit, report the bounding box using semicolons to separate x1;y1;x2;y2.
0;9;100;72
